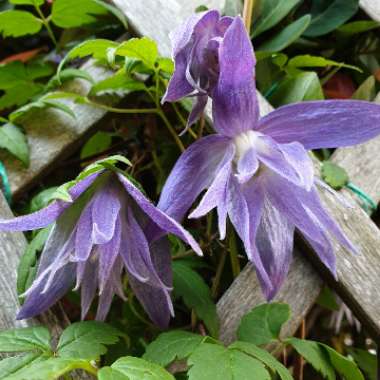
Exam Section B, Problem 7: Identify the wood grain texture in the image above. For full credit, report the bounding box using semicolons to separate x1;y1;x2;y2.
1;61;114;200
360;0;380;22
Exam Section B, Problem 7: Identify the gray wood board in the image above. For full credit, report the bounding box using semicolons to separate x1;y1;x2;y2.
117;0;380;343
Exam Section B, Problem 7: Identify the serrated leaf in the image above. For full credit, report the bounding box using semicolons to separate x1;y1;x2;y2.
51;0;108;28
0;123;29;165
230;341;293;380
321;161;349;190
252;0;301;37
269;71;324;107
116;37;158;69
144;331;204;367
0;352;43;379
287;55;360;72
157;58;174;75
188;343;271;380
259;14;311;52
90;70;146;96
0;83;43;110
237;303;290;346
320;343;364;380
303;0;359;37
4;357;93;380
173;262;219;337
0;10;42;37
286;338;335;380
99;356;175;380
17;226;51;298
58;39;118;76
0;326;51;353
80;131;112;159
57;321;123;360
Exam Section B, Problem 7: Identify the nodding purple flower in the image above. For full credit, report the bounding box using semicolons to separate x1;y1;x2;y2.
159;12;380;300
0;168;202;328
162;10;234;129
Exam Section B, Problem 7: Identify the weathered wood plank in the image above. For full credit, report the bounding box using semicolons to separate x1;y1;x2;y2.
360;0;380;22
0;60;115;199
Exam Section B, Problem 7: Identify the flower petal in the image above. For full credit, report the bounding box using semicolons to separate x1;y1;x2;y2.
73;201;94;261
212;17;258;137
128;237;174;328
258;100;380;150
256;136;314;190
79;259;98;319
91;182;121;244
0;172;100;232
158;134;232;222
236;147;259;184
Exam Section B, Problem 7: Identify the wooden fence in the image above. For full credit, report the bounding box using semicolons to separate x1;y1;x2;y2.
0;0;380;356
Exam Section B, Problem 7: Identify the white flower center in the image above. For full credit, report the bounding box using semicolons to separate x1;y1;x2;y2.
233;130;264;163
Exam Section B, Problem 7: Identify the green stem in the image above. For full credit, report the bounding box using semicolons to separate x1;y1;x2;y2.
156;109;185;152
79;362;98;376
172;103;198;139
84;99;158;114
35;5;57;46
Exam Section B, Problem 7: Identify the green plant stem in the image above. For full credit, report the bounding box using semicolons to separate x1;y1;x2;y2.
85;100;158;114
172;103;198;139
156;108;185;152
211;248;228;298
35;6;57;46
229;229;241;278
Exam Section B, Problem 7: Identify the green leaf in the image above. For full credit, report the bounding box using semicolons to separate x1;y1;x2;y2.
173;261;219;337
51;0;108;28
259;14;311;52
316;286;339;311
144;331;204;367
80;131;112;159
269;71;323;107
286;338;335;380
352;76;376;101
188;343;271;380
0;123;29;165
337;20;380;35
0;10;42;37
90;70;146;96
157;58;174;75
303;0;359;37
0;352;43;379
29;187;59;213
252;0;301;37
349;348;377;380
58;39;118;76
92;0;128;29
46;68;94;90
9;95;75;123
116;37;158;69
237;303;290;346
0;326;51;353
17;227;51;298
99;356;175;380
320;343;365;380
57;321;123;360
321;161;349;190
230;341;293;380
287;54;360;72
0;83;43;110
4;357;93;380
10;0;44;5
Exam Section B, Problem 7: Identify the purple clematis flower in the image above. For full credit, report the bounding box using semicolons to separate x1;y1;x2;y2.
158;13;380;300
162;10;234;128
0;168;202;328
